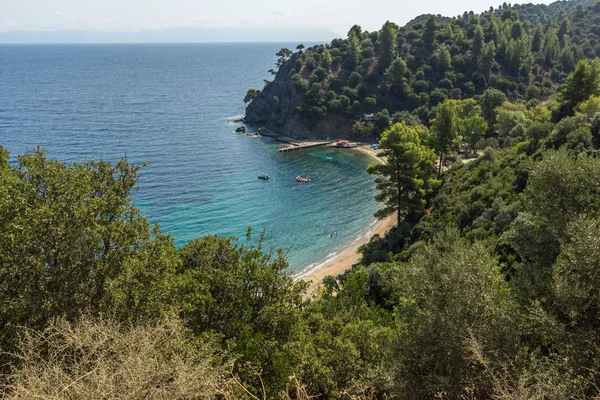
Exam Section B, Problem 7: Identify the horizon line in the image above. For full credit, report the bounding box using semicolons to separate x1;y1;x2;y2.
0;40;331;45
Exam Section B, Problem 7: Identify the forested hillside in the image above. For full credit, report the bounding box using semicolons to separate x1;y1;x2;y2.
245;0;600;140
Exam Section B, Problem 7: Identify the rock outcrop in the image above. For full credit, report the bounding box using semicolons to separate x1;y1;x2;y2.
245;54;358;140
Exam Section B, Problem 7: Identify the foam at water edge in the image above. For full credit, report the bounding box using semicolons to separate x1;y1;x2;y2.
225;114;245;123
292;251;339;280
292;217;378;281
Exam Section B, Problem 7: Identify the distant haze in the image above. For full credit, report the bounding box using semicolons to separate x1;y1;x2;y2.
0;27;338;44
1;0;556;44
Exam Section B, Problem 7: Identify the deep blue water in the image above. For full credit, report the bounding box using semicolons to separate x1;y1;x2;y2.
0;43;379;272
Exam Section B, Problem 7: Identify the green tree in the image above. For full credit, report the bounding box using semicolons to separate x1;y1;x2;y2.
556;59;600;119
531;23;544;53
177;231;307;391
480;88;507;127
558;18;569;47
511;21;523;40
0;148;178;357
560;42;575;73
367;122;436;225
482;41;496;77
384;57;408;96
544;30;560;66
508;149;600;301
352;120;375;140
433;45;452;74
423;15;436;51
364;97;377;112
473;24;484;58
525;149;600;235
461;114;488;153
505;39;526;77
348;24;363;39
345;29;361;69
495;109;527;141
431;101;460;178
275;48;293;68
553;216;600;335
576;95;600;117
321;49;333;70
378;21;398;69
244;88;260;103
386;228;508;399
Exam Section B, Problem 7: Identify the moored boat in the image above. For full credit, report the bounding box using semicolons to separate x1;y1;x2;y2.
296;176;311;183
335;140;358;148
258;173;270;180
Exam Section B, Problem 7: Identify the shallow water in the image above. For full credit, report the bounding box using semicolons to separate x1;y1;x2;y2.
0;43;379;272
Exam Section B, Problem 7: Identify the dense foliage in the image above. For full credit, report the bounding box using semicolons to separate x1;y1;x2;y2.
4;57;600;400
4;1;600;399
249;0;600;140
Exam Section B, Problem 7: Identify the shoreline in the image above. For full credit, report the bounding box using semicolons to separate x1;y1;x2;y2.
294;144;395;297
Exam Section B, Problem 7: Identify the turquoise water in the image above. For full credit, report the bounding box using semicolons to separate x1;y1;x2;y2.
0;43;379;272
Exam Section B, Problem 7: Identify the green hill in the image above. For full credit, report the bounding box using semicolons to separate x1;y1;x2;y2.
245;0;600;141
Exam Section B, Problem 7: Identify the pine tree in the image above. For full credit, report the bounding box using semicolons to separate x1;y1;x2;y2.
511;21;523;40
384;57;408;96
558;18;569;48
482;41;496;78
378;21;398;69
531;23;544;53
434;45;452;74
423;15;436;51
346;30;361;69
560;42;575;73
544;30;560;66
473;24;484;57
368;123;436;225
557;59;600;117
431;101;460;179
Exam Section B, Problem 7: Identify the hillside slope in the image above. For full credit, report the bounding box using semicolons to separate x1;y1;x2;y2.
246;0;600;140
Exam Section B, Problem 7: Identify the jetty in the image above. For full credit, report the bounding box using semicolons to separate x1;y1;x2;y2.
277;140;334;153
258;128;334;153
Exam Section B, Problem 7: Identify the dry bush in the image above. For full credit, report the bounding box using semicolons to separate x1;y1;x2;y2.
1;316;230;400
467;335;600;400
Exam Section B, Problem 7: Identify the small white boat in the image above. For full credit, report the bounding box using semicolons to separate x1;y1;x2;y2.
258;173;270;180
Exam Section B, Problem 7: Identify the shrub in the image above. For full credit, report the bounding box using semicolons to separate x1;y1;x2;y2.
2;317;229;400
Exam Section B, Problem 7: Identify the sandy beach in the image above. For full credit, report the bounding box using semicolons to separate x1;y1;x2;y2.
296;144;396;297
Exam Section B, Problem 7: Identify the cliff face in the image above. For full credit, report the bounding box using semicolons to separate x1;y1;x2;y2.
245;54;357;140
244;53;303;129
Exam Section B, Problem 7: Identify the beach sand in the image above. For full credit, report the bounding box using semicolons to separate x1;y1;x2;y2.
297;144;396;298
299;213;396;297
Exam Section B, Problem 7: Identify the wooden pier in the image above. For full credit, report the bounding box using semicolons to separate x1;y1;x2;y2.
277;140;334;153
257;128;334;153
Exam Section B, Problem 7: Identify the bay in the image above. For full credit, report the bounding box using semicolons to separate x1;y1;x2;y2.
0;43;379;272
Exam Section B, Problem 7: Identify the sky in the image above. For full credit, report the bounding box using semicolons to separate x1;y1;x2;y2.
1;0;556;36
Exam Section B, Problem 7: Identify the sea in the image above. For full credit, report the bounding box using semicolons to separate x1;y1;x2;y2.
0;43;379;273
